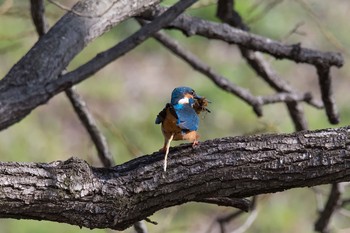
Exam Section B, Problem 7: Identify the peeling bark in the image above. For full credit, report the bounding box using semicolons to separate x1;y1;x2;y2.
0;126;349;230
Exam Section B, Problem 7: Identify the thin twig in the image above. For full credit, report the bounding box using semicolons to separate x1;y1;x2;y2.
30;0;114;168
317;66;340;124
65;87;114;167
145;218;158;225
315;183;342;233
195;197;251;212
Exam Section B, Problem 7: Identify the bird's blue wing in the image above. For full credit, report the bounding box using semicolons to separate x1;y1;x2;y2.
174;104;199;131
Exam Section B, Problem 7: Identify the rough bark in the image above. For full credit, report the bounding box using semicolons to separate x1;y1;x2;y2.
0;0;160;130
0;126;349;230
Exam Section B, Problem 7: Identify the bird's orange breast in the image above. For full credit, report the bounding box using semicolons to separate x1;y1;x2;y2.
161;108;199;142
161;108;183;140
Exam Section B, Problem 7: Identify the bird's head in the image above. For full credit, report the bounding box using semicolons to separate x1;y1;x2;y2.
170;86;201;105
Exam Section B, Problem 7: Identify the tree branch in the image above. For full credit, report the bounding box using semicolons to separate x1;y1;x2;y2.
141;6;343;68
0;1;343;132
317;66;339;124
29;3;145;231
0;0;162;130
315;183;342;233
139;22;321;117
55;0;199;88
141;4;342;127
65;87;114;167
0;126;350;230
139;24;263;116
30;0;49;36
30;0;114;168
0;0;199;131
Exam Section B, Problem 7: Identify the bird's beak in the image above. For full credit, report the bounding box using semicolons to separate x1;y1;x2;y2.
193;93;202;99
194;93;211;103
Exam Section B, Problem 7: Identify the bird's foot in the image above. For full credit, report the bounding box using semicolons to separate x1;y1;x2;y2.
192;140;199;148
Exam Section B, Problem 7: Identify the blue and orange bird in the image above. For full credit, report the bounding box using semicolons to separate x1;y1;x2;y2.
155;86;210;171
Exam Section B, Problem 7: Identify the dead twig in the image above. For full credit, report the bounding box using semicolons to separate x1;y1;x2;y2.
140;6;343;68
315;184;342;233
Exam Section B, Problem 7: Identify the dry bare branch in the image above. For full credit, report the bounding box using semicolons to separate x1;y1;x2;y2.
315;184;342;233
141;6;343;68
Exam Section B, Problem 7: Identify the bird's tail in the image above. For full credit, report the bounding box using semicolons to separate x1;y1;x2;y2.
164;133;174;172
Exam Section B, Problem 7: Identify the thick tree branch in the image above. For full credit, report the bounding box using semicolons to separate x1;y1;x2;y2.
0;0;162;130
29;3;143;231
55;0;199;87
0;0;199;131
0;1;343;132
141;6;343;68
0;126;350;230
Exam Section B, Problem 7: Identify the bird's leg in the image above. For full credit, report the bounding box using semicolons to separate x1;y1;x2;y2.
163;133;174;172
192;132;200;148
159;137;169;152
159;144;166;153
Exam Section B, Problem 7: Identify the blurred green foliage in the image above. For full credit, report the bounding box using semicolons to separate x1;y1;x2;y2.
0;0;350;233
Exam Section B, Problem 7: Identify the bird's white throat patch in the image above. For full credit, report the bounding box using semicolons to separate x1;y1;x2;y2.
178;97;189;104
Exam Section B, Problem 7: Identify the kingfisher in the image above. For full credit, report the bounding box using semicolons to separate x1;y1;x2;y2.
155;86;210;171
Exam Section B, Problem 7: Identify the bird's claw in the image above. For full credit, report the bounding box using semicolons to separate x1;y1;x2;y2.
192;140;199;148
